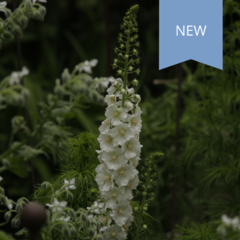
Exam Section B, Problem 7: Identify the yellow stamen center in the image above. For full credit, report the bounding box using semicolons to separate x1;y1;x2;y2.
132;119;137;126
120;169;125;176
112;193;117;198
126;183;131;189
105;136;112;144
104;175;111;182
117;209;123;215
110;96;115;102
127;143;132;151
120;129;125;136
112;154;117;162
131;159;136;166
111;232;117;237
103;119;109;126
113;111;119;118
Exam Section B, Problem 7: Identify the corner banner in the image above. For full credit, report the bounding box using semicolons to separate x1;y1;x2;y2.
159;0;223;70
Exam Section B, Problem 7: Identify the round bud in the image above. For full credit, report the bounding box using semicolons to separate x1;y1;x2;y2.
4;211;12;221
132;79;138;86
126;102;133;110
121;89;126;94
61;68;70;83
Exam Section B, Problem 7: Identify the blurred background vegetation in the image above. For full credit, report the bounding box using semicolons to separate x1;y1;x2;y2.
1;0;240;239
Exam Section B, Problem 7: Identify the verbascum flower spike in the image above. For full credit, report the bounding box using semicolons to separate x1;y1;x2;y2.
95;5;141;239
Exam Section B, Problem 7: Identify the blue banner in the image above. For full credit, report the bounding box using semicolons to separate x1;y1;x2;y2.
159;0;222;70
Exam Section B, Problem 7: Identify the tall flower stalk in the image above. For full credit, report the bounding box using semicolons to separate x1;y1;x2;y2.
95;5;141;239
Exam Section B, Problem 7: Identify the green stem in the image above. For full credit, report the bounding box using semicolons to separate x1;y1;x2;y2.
135;170;151;240
122;26;131;108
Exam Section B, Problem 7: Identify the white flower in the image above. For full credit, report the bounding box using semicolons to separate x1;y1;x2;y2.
121;175;139;199
122;216;134;232
105;94;117;107
107;79;123;96
76;59;98;73
126;101;133;110
123;137;142;159
113;164;138;187
100;212;112;226
132;105;142;116
5;197;13;210
105;106;127;125
221;214;231;225
103;224;127;240
99;119;111;134
109;123;133;147
9;67;29;86
110;200;132;226
129;156;140;168
58;216;71;222
102;187;126;209
102;148;128;170
128;115;142;132
0;1;7;13
46;198;67;213
64;178;76;190
98;133;114;152
95;164;113;191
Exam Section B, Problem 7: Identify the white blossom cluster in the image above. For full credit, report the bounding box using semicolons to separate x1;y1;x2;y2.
95;78;142;239
217;214;240;237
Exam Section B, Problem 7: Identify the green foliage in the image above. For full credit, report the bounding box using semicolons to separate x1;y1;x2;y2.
174;223;220;240
34;132;100;209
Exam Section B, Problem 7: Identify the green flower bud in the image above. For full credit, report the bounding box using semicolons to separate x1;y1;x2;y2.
4;211;12;221
11;219;16;228
66;192;73;202
19;15;28;29
41;182;49;190
11;24;22;37
143;224;147;229
121;89;126;94
61;68;70;83
128;66;133;71
3;30;14;40
117;70;123;75
132;79;138;86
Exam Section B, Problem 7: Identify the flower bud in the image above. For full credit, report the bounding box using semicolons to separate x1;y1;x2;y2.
12;24;22;37
61;69;70;83
143;224;147;229
126;102;133;110
41;182;49;190
132;79;138;86
3;30;14;40
4;211;12;221
121;89;126;94
19;15;28;29
11;219;16;228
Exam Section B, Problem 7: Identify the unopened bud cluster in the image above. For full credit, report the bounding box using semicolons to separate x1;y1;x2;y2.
112;5;140;80
0;0;47;46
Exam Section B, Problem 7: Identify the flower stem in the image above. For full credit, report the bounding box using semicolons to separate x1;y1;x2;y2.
122;27;131;108
135;169;151;240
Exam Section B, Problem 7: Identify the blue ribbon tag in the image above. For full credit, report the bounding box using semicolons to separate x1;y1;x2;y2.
159;0;222;70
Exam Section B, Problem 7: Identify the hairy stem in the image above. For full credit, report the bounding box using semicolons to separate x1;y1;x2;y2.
122;27;131;107
135;168;150;240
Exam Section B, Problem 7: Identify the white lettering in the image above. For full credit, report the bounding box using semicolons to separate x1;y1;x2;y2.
176;25;185;36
